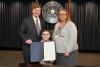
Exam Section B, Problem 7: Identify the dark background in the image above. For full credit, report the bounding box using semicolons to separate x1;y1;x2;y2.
0;0;100;51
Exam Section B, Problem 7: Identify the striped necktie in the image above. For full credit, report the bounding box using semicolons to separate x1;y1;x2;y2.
36;18;41;35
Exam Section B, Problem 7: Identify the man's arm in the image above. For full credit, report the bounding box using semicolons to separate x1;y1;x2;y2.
20;19;28;42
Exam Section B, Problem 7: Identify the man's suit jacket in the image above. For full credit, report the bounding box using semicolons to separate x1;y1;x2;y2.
20;16;47;42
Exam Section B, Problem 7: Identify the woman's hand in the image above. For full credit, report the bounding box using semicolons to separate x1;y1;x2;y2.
64;51;70;56
25;39;32;45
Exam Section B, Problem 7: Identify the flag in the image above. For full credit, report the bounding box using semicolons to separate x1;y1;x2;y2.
67;0;71;18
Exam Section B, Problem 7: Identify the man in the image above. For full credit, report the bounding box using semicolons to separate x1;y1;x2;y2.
20;2;46;63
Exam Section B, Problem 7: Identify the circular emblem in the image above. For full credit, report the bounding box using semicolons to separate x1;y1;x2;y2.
42;1;63;24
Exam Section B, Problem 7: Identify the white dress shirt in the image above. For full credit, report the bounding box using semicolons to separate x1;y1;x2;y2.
32;16;41;27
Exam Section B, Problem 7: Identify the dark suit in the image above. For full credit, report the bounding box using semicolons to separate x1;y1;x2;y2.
20;16;46;63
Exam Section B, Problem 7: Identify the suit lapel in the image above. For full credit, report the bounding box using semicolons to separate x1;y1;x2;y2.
30;16;44;36
40;18;43;30
30;17;38;35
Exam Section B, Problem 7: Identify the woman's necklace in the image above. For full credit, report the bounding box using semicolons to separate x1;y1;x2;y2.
56;22;66;37
59;22;66;29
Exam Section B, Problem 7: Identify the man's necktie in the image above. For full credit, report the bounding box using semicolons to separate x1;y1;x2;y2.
36;18;41;35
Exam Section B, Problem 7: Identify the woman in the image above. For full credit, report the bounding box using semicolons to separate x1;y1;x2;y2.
52;9;78;66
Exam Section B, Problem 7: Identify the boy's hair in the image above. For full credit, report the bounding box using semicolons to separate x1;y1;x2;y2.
32;2;41;10
41;29;51;35
41;29;52;40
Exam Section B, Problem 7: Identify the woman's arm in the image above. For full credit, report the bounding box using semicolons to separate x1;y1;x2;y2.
64;22;78;53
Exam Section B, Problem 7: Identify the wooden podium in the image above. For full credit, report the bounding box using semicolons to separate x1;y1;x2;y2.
18;63;95;67
18;63;71;67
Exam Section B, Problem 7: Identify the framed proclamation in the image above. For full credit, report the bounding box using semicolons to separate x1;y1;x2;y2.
43;41;56;61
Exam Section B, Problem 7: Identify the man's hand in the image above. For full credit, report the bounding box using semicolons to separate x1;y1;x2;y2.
64;51;70;56
25;39;32;45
